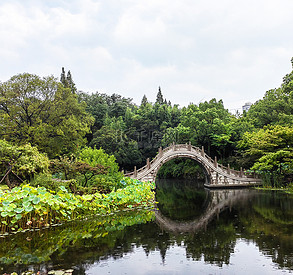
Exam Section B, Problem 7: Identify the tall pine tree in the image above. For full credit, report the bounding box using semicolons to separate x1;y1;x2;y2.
60;67;77;93
141;94;148;106
60;67;67;86
66;70;77;93
156;86;164;105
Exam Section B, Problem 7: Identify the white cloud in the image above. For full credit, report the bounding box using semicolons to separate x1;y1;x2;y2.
0;0;293;111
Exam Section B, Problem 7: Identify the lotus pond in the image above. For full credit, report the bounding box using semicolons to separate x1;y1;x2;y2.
0;178;155;234
1;179;293;274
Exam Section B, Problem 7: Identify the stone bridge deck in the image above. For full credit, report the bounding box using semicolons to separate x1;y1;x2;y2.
125;143;262;188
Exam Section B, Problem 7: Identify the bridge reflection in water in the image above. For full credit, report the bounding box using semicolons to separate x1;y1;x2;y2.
155;179;257;234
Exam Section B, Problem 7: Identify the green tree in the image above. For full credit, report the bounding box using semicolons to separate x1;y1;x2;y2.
90;119;143;171
60;67;66;86
0;139;49;188
179;99;233;159
0;73;94;157
78;91;109;131
77;146;123;191
66;70;77;93
246;58;293;128
60;67;77;93
156;86;164;105
141;94;148;106
238;125;293;185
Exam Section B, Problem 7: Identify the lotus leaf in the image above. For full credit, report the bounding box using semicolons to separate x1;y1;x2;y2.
2;201;10;206
8;212;14;217
22;197;30;203
14;208;24;213
1;212;8;217
32;197;41;204
34;204;42;210
28;194;37;201
59;186;68;192
6;205;14;212
25;205;34;212
23;201;31;208
15;214;22;220
11;187;21;192
23;186;32;192
82;195;94;201
37;188;47;195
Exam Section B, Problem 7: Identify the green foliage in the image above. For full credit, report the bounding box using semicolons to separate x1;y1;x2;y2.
246;59;293;128
79;89;181;169
50;155;108;189
155;87;164;105
161;125;191;146
50;155;75;180
238;125;293;171
157;159;206;180
247;88;293;128
77;146;121;179
0;179;155;234
0;73;94;158
90;127;143;170
30;173;77;193
60;67;77;93
0;140;49;187
2;58;293;183
50;147;122;192
238;125;293;186
176;99;233;159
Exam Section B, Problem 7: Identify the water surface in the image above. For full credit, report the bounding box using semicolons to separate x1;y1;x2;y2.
1;179;293;274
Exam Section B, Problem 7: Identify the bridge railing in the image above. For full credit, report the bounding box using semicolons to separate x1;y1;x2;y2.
125;143;260;179
124;144;182;177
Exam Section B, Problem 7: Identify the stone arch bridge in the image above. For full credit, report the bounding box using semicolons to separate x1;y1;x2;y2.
125;143;262;188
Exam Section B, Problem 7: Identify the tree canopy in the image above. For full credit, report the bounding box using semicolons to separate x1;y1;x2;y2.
0;73;94;158
1;58;293;186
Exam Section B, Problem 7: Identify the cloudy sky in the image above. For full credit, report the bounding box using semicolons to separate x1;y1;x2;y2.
0;0;292;112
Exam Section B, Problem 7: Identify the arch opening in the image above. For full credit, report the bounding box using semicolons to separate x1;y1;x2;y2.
155;156;211;185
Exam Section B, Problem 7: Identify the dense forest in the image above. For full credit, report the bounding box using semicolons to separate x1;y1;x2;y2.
1;58;293;188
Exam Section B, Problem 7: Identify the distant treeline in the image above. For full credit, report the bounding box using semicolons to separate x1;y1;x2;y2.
1;59;293;185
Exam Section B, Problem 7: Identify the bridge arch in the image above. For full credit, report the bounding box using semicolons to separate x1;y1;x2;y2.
154;154;211;185
125;143;262;188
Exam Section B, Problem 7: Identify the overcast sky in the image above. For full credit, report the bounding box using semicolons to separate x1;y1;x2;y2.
0;0;292;112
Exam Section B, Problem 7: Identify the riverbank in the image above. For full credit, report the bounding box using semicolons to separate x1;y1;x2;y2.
255;185;293;195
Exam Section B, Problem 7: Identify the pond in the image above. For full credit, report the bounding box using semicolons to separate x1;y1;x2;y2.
1;179;293;274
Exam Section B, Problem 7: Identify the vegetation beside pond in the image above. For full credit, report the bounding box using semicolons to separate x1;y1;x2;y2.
0;140;155;234
0;179;155;234
255;183;293;195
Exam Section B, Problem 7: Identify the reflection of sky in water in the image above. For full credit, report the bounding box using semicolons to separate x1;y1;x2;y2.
87;239;287;275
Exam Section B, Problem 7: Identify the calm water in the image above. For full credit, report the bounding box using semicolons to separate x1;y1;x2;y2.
1;179;293;274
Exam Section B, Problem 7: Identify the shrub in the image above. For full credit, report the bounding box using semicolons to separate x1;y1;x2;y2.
0;140;49;188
